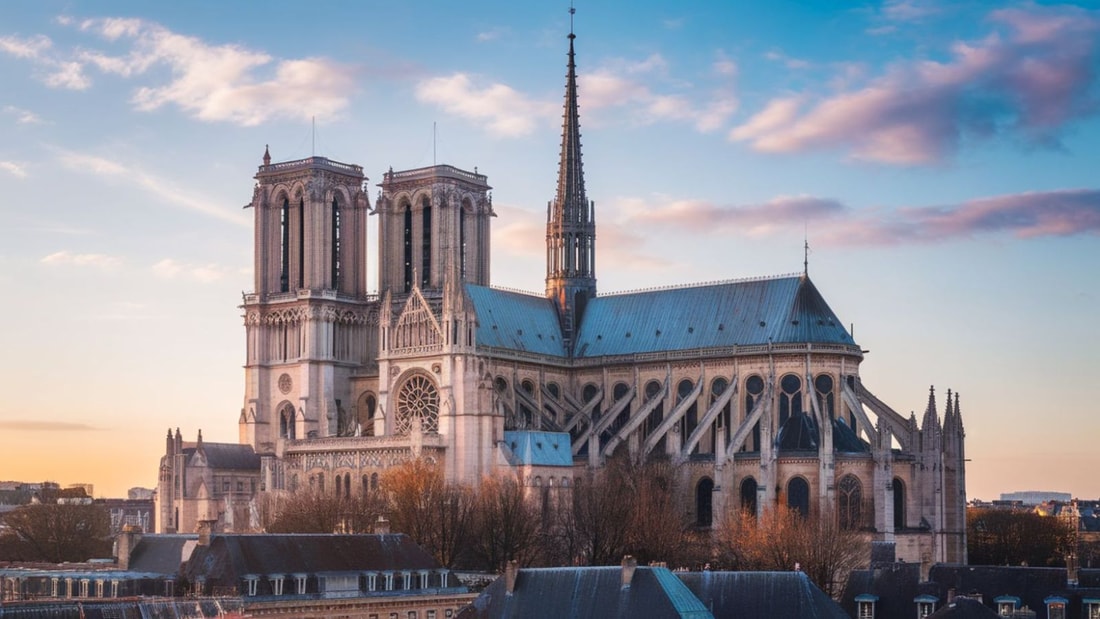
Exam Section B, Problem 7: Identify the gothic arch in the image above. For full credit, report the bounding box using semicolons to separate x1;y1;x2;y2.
893;477;906;529
696;477;714;527
277;401;297;439
355;391;379;436
786;476;810;518
740;477;758;515
838;474;863;530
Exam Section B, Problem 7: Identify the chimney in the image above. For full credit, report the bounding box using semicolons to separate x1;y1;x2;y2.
374;515;390;535
116;524;143;570
1068;553;1079;586
505;560;518;594
622;555;638;588
197;519;217;546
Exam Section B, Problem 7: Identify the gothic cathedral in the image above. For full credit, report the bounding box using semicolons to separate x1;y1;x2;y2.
156;28;968;566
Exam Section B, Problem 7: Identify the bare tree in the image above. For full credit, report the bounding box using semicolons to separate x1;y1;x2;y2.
1;503;112;563
266;487;385;534
381;459;475;568
469;475;541;572
557;466;635;566
716;505;867;598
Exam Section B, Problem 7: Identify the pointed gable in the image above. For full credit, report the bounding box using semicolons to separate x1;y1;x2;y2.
390;287;444;353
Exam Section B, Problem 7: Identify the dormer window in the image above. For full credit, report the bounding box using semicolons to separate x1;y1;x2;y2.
1083;598;1100;619
994;595;1021;616
856;594;878;619
244;575;259;596
914;594;938;617
294;573;308;595
269;574;285;596
1045;596;1067;619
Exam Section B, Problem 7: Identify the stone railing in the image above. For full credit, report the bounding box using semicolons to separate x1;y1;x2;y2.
242;289;379;304
259;157;364;176
383;164;487;185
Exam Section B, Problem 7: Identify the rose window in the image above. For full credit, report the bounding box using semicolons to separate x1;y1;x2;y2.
395;374;439;435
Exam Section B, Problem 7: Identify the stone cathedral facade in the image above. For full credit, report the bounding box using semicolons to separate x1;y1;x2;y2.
156;29;968;565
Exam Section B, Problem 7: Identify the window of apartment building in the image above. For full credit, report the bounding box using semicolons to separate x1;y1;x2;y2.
269;575;285;596
855;594;878;619
1084;598;1100;619
1046;596;1067;619
995;595;1020;616
244;575;258;596
295;574;308;595
914;594;937;618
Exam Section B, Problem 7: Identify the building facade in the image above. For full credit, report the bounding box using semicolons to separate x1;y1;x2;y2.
156;27;967;565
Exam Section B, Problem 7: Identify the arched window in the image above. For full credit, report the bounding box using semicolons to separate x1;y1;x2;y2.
421;197;432;288
395;374;440;435
679;380;698;449
356;392;378;437
402;203;413;292
696;478;714;527
780;374;802;426
740;477;758;515
548;382;561;400
711;377;729;430
893;478;906;529
344;473;351;498
279;197;290;292
371;472;379;490
743;375;765;452
644;379;663;437
494;376;508;393
787;477;810;518
608;382;632;435
279;404;296;440
815;374;835;419
838;474;863;530
331;196;341;289
459;199;469;279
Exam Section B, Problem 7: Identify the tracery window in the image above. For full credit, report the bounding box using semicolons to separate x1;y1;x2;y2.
402;203;413;292
421;197;432;288
838;474;863;530
331;197;341;289
815;374;834;419
279;198;290;292
779;374;803;426
279;404;296;440
643;380;663;442
743;375;765;452
395;374;440;435
893;478;906;529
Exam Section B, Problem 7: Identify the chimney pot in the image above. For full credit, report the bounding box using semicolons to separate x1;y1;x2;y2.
622;555;638;588
505;560;519;594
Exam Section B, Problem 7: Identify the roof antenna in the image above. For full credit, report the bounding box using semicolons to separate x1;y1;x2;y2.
803;228;810;276
311;116;316;157
433;121;437;166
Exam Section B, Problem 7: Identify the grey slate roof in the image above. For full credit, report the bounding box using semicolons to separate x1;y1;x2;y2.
465;284;567;357
502;431;573;467
183;442;261;471
467;275;856;360
574;275;855;358
462;566;713;619
127;535;197;575
677;571;849;619
927;598;1001;618
182;534;439;587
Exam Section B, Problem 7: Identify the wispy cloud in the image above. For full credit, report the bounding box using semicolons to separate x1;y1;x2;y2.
418;50;739;136
415;73;558;137
40;250;122;269
0;33;90;88
1;18;357;125
0;161;28;178
881;0;941;22
3;105;44;124
151;258;238;283
764;49;810;70
0;420;104;431
56;150;250;227
620;188;1100;246
476;27;509;42
732;5;1100;164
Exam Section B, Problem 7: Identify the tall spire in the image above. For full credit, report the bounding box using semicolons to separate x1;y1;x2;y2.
546;9;597;353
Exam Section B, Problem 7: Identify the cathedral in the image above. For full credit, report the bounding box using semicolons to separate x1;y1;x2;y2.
156;27;968;565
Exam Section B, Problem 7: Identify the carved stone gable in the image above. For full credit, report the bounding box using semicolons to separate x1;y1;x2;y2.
391;289;444;355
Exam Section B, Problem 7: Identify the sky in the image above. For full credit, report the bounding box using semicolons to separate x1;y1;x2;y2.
0;0;1097;501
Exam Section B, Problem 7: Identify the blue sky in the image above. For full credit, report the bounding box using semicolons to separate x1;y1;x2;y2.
0;1;1097;500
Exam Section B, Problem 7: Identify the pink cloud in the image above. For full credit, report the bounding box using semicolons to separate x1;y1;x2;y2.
731;5;1100;164
618;189;1100;247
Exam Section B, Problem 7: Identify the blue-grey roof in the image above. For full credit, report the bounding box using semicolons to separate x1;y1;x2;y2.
184;442;261;471
128;535;198;575
573;275;855;358
678;571;849;619
182;534;439;588
503;431;573;467
464;566;713;619
465;285;567;357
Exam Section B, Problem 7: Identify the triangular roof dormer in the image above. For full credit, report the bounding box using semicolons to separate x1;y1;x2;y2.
388;284;444;355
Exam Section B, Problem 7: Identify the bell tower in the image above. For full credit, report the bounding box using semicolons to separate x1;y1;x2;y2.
240;147;375;452
545;23;597;352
